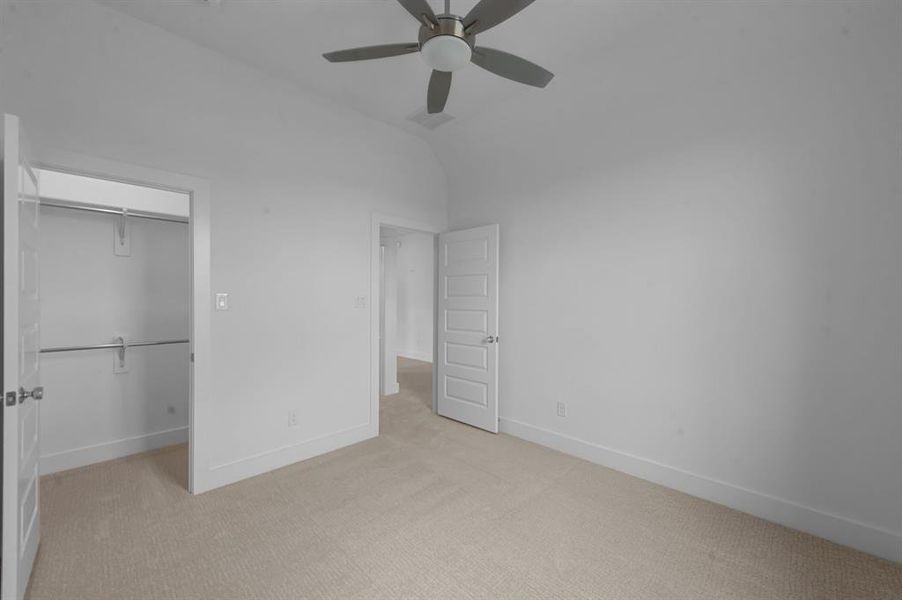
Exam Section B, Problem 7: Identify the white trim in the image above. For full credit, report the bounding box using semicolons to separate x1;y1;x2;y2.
204;423;376;491
39;427;188;475
371;213;442;431
500;417;902;563
35;148;212;494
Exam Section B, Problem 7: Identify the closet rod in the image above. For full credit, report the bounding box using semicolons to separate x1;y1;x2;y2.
40;199;189;224
41;339;189;354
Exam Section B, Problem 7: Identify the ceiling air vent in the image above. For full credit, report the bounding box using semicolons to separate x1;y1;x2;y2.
406;108;454;131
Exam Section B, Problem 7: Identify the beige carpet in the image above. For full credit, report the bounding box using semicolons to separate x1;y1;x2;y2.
28;358;902;599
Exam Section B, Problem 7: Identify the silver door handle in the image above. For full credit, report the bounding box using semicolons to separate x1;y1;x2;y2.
486;335;499;344
18;386;43;403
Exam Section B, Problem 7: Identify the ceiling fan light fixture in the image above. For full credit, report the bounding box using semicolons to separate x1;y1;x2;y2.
323;0;554;109
420;35;472;72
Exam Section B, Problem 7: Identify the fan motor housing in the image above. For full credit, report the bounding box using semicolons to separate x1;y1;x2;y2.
419;15;475;50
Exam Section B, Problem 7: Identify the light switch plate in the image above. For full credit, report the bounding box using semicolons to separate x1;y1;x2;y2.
215;293;229;311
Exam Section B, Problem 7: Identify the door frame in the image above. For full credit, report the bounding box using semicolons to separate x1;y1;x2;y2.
34;148;212;494
370;213;442;433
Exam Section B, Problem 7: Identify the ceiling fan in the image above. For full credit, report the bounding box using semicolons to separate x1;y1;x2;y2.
323;0;553;114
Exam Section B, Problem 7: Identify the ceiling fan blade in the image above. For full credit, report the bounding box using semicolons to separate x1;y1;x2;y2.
396;0;438;27
463;0;537;35
427;70;452;114
471;46;554;87
323;43;420;63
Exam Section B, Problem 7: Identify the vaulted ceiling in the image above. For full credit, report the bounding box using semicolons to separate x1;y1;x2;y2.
98;1;650;139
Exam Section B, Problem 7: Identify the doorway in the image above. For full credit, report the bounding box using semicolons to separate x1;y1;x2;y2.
370;215;501;435
370;215;442;434
30;150;213;495
379;224;437;424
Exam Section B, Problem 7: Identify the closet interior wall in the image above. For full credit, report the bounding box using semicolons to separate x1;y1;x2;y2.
38;171;190;474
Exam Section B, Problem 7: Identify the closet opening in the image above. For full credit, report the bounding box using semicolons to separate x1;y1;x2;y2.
36;168;192;489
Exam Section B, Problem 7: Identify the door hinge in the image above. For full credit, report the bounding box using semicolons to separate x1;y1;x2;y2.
6;391;17;407
190;353;195;363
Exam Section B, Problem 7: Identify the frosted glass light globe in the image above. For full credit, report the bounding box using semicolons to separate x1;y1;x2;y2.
420;36;472;72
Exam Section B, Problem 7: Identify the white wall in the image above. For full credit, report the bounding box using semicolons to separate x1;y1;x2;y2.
0;0;447;489
39;202;189;473
439;1;902;560
394;232;434;363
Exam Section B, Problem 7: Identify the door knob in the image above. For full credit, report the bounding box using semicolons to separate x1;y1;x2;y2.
18;386;43;403
486;335;499;344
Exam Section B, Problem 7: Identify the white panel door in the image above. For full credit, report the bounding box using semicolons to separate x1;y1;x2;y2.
437;225;499;432
2;114;41;600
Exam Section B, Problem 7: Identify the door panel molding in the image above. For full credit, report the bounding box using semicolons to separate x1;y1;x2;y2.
436;224;500;433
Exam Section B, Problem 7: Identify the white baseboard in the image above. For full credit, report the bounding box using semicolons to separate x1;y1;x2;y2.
398;351;433;363
197;422;376;493
500;417;902;563
40;426;188;475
